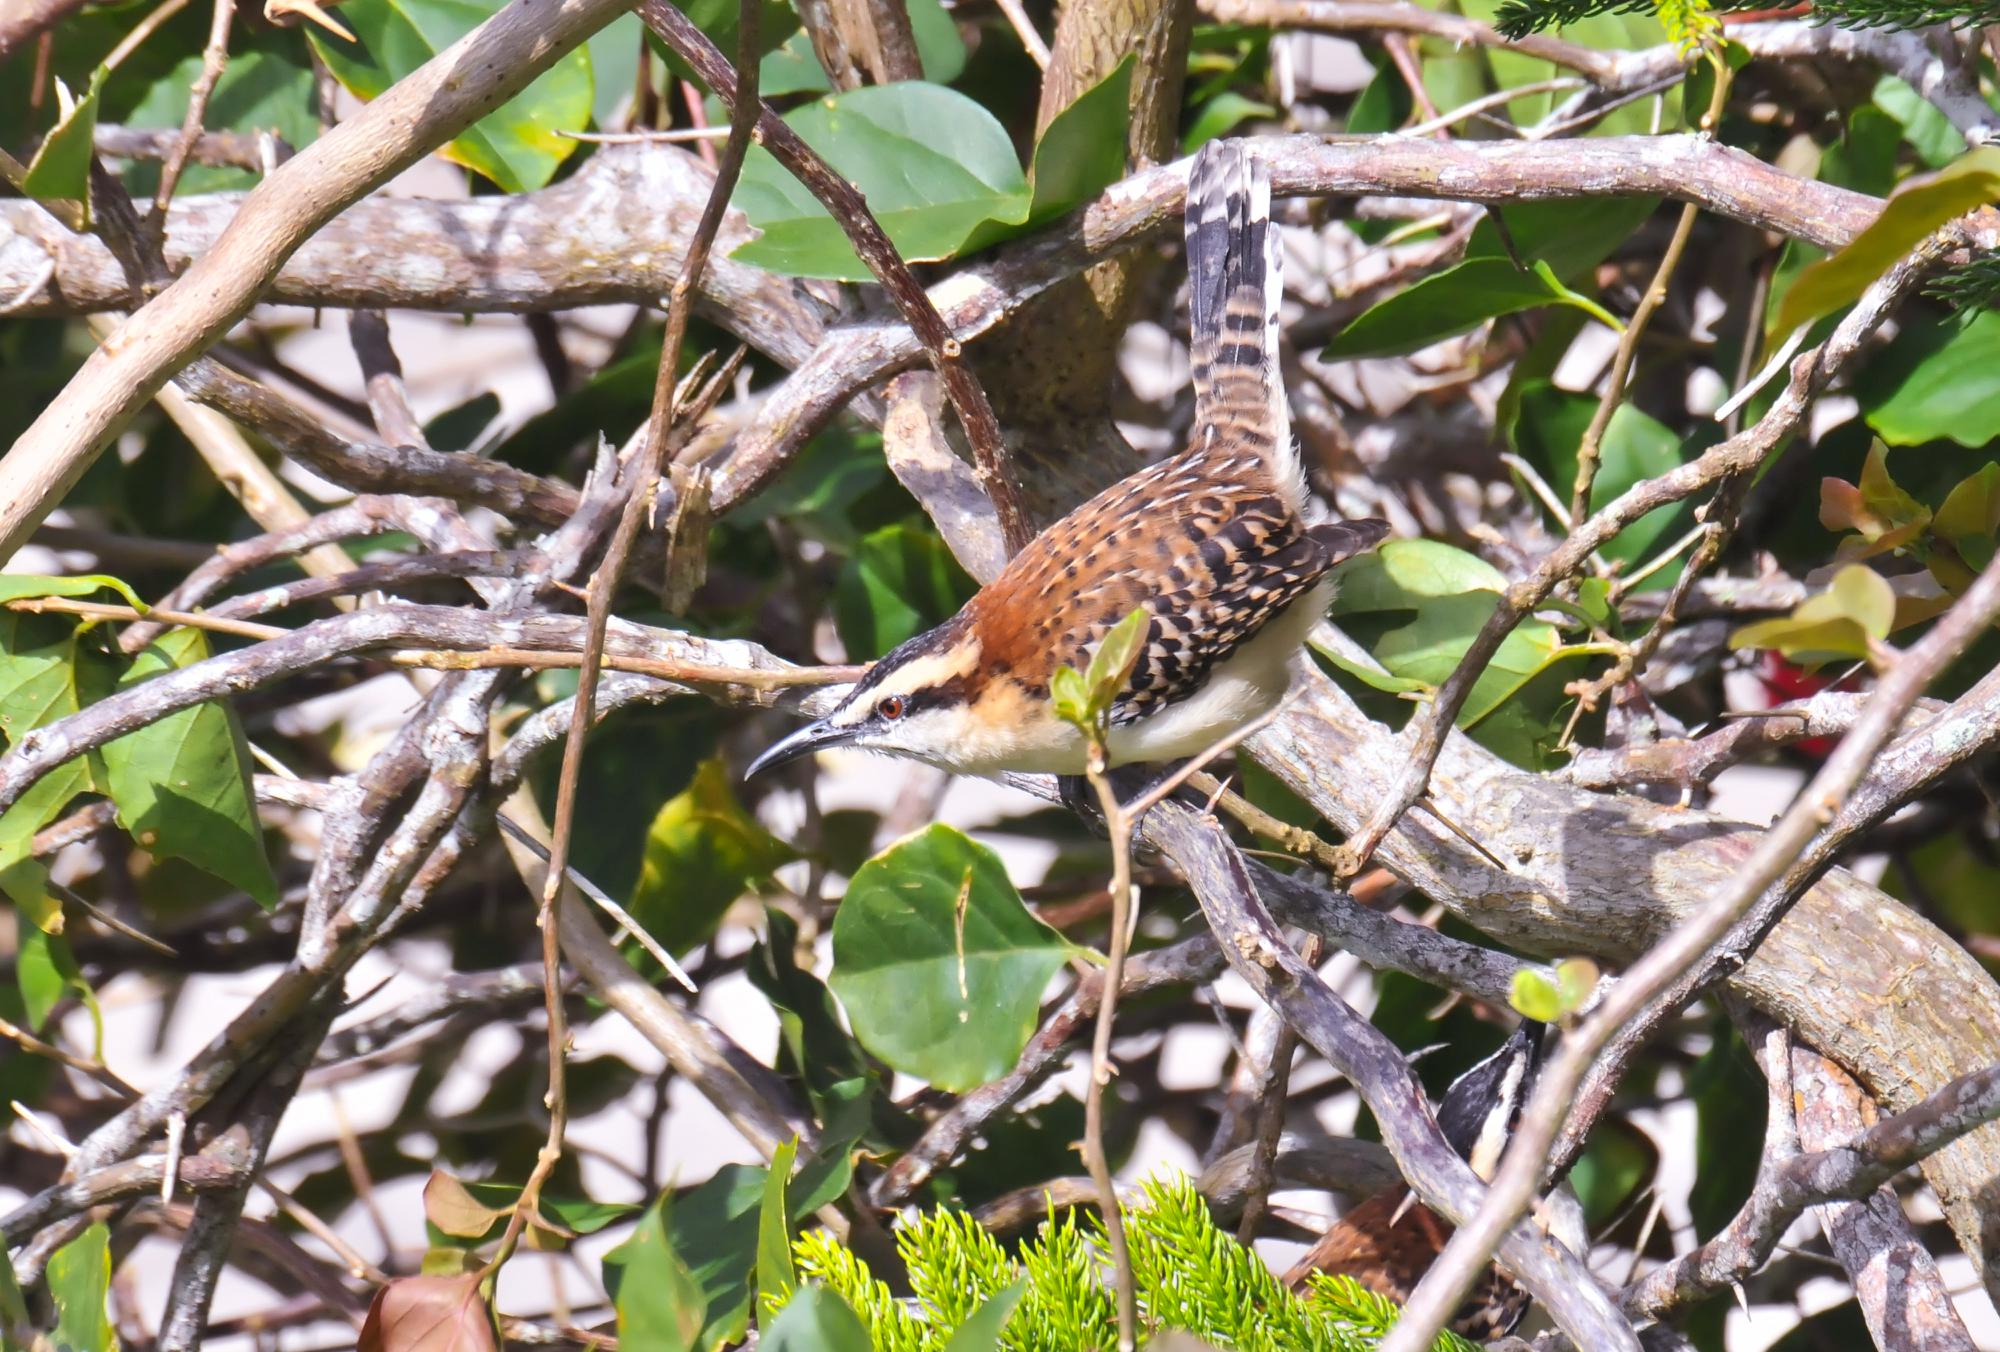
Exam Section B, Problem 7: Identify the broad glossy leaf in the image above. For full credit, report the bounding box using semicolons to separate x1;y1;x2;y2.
0;574;143;608
1773;147;2000;342
756;0;965;98
1874;74;1964;169
630;759;795;956
1862;308;2000;449
0;613;116;940
1182;91;1275;153
1025;56;1133;224
761;1288;872;1352
671;1168;767;1348
603;1195;707;1351
1324;258;1612;360
834;523;977;658
310;0;591;192
430;1176;637;1243
1512;384;1688;570
1328;540;1594;763
746;908;874;1112
943;1281;1027;1351
1466;195;1660;277
121;47;318;194
102;628;277;908
731;82;1028;279
1729;565;1895;663
757;1139;798;1327
358;1274;498;1352
0;1250;27;1342
22;70;106;218
831;824;1070;1091
47;1222;115;1352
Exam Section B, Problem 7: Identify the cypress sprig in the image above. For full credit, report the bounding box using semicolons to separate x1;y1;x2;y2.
1925;254;2000;312
1808;0;2000;29
776;1175;1487;1351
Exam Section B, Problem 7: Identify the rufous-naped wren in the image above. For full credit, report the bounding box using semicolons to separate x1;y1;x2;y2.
747;140;1389;780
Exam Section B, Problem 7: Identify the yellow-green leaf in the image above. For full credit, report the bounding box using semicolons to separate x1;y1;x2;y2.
1730;564;1896;663
630;759;796;956
309;0;591;193
1086;608;1150;712
1771;147;2000;342
21;70;106;221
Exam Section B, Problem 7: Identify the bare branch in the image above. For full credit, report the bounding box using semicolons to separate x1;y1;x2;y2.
0;0;638;559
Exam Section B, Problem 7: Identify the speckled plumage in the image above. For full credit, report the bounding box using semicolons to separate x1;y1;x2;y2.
746;139;1389;781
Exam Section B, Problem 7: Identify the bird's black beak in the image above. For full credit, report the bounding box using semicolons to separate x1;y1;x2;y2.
744;717;858;780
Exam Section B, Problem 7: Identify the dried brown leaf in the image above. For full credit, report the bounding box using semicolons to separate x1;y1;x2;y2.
358;1274;498;1352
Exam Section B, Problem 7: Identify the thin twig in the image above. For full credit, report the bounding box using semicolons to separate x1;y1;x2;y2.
1081;756;1140;1351
151;0;233;217
490;0;765;1276
1569;52;1730;525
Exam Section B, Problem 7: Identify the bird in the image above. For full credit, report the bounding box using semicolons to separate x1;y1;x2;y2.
1281;1022;1550;1342
744;139;1388;783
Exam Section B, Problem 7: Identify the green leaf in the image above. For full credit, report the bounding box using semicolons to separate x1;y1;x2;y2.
1467;196;1660;278
0;1248;29;1346
1569;1119;1659;1228
833;523;977;658
1936;463;2000;543
1873;74;1968;171
47;1222;115;1352
761;1287;872;1352
0;613;116;942
731;82;1029;279
603;1196;706;1352
907;0;968;83
0;574;143;609
1182;91;1276;154
1862;308;2000;449
1510;969;1563;1023
1328;540;1599;766
830;825;1070;1091
629;759;796;956
1323;257;1617;361
1050;665;1090;727
942;1280;1026;1351
1772;147;2000;343
1512;384;1690;570
121;46;319;195
1085;608;1150;711
1024;56;1134;224
424;1173;638;1244
21;69;106;219
102;628;277;908
757;1139;799;1326
309;0;592;192
1730;564;1896;663
1556;957;1600;1012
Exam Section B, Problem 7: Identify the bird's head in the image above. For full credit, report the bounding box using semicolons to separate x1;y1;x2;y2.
744;615;1003;778
1436;1020;1546;1181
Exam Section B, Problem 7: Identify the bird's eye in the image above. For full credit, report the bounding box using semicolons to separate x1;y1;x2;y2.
877;696;906;720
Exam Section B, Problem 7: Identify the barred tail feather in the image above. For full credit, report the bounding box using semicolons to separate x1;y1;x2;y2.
1185;139;1299;507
